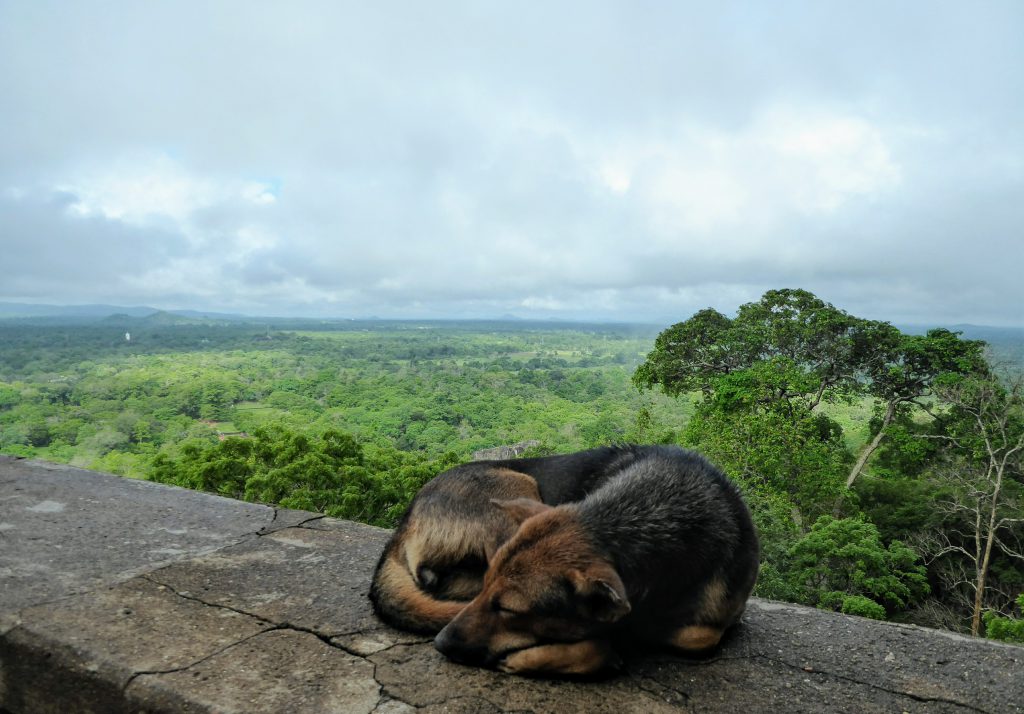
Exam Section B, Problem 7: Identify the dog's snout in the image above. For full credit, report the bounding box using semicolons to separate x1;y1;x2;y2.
433;625;457;654
435;625;489;665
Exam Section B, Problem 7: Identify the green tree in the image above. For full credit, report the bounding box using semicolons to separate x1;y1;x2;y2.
634;289;870;410
147;425;460;527
787;515;929;619
0;384;20;409
684;400;849;519
25;419;52;447
847;328;987;487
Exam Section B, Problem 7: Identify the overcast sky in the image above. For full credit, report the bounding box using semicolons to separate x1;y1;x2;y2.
1;1;1022;325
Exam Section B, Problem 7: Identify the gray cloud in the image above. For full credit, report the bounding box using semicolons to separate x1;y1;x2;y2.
1;1;1022;325
0;190;188;301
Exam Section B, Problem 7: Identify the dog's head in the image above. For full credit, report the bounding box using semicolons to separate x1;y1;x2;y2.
433;499;630;668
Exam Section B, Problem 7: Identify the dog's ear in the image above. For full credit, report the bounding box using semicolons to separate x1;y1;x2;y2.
490;497;551;525
568;566;631;623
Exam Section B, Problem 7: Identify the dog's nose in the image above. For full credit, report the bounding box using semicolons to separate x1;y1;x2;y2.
434;626;488;665
433;625;462;658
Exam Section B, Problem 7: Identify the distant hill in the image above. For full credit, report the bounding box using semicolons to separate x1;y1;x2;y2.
0;302;158;319
0;302;246;324
100;311;211;326
951;325;1024;370
163;309;250;320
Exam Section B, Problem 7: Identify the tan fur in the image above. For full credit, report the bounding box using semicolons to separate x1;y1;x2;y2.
429;446;760;676
435;504;742;674
434;507;622;675
498;640;618;675
696;576;729;623
371;465;544;633
667;624;724;652
373;554;467;630
402;468;542;580
696;576;751;631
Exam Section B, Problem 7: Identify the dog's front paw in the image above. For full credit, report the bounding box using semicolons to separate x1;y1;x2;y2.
497;640;617;676
496;655;519;674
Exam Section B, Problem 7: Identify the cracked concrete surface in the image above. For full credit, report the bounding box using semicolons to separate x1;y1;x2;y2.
2;456;1022;713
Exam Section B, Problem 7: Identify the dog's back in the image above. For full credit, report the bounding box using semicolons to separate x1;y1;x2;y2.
432;446;760;675
492;446;641;504
577;446;759;639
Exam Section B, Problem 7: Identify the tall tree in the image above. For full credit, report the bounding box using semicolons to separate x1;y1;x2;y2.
635;289;987;489
634;289;871;414
635;290;871;529
922;374;1024;636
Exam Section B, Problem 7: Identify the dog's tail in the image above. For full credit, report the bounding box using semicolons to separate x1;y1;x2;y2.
369;550;468;634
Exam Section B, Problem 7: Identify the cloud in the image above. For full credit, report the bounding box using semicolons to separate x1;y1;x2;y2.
0;1;1022;325
0;188;187;301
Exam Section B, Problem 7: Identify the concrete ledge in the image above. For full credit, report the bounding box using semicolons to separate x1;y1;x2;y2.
1;456;1021;713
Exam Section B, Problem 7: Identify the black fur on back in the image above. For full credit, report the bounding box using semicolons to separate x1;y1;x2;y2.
572;446;759;631
491;445;641;505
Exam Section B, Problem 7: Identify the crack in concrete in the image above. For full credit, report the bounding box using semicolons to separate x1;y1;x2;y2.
142;571;430;714
4;510;280;619
752;652;992;714
257;510;327;535
628;671;692;712
121;625;277;692
8;569;1011;714
361;642;545;714
365;642;426;712
141;574;277;626
371;695;423;712
142;573;378;658
195;617;427;714
620;646;1000;714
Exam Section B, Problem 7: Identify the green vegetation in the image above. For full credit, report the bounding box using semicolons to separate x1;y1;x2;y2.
984;594;1024;643
2;295;1021;643
0;318;687;513
149;424;461;526
784;515;929;620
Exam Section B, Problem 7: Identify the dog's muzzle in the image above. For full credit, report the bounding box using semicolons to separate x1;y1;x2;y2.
434;624;493;666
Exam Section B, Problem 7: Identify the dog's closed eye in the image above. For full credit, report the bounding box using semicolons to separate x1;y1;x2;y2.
492;596;527;615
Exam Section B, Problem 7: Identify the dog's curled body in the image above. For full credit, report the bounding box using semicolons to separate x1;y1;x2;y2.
433;445;760;675
370;445;759;676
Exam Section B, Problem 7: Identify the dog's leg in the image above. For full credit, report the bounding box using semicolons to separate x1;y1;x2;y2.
498;640;618;676
666;624;724;653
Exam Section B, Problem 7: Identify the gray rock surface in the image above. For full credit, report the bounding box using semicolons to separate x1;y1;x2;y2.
0;456;318;614
1;456;1022;713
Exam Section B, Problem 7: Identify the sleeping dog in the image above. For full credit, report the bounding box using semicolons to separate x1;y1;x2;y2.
371;445;759;675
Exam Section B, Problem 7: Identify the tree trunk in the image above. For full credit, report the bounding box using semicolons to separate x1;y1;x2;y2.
846;400;896;488
972;520;997;637
971;505;986;636
972;463;1005;636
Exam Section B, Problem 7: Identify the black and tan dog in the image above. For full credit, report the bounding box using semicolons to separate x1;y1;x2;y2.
371;446;759;676
369;446;638;633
